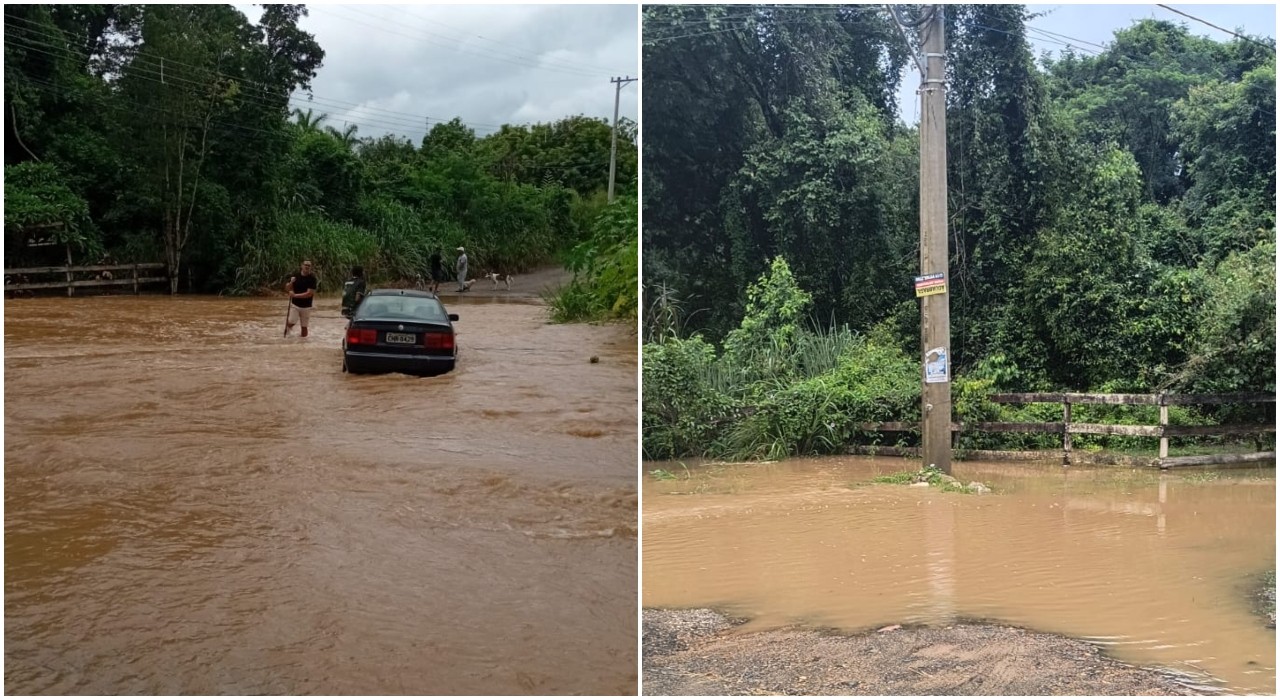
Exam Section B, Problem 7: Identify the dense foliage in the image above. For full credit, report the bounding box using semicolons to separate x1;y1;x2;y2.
550;194;639;322
643;5;1274;458
4;4;638;314
644;258;922;460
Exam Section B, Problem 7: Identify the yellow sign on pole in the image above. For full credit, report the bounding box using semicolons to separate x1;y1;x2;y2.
915;273;946;297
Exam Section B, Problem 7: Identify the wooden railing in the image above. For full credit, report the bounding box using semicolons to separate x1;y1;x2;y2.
5;263;168;297
849;392;1275;469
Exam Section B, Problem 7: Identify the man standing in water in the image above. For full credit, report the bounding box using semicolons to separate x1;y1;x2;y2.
455;246;468;292
341;265;367;319
429;250;445;294
286;259;318;337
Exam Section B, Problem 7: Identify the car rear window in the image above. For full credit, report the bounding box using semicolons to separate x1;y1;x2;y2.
357;297;448;322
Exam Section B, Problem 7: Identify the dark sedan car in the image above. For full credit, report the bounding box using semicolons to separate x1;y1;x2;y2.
342;289;458;376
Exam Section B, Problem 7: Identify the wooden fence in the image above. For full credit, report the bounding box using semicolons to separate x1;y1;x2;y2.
849;392;1275;469
5;263;168;296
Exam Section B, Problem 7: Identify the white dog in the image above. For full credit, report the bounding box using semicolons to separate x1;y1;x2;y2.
484;272;514;290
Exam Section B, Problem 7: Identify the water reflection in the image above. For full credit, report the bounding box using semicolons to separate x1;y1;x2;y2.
643;457;1275;694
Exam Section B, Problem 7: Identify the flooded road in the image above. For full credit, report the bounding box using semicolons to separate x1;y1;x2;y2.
5;294;637;694
643;457;1275;694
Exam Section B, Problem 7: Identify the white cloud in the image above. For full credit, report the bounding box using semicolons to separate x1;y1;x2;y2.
244;4;638;141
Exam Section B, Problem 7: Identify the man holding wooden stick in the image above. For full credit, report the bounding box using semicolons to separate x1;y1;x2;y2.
285;259;318;338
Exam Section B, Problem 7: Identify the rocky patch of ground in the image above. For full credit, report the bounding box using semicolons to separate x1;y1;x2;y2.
1257;569;1276;628
643;608;1207;696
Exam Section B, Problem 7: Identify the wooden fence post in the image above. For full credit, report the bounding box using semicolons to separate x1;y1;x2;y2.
1062;397;1072;465
1158;393;1170;468
65;245;74;297
133;263;140;295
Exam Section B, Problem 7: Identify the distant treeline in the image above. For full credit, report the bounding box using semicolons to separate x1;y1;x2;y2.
4;3;638;318
642;5;1274;458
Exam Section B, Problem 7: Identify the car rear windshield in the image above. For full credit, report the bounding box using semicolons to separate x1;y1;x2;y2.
357;296;448;322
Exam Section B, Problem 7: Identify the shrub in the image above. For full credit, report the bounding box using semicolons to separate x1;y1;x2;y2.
642;336;738;460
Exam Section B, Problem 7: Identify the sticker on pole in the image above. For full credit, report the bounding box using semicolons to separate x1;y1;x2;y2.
925;346;949;384
914;273;946;297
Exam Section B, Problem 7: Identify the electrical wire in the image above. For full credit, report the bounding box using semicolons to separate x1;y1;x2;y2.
308;6;610;80
643;5;866;25
14;73;626;174
1022;24;1108;51
6;33;441;135
643;5;1098;57
10;47;492;140
4;26;517;134
376;5;629;77
643;6;879;45
5;17;514;131
1155;4;1276;50
968;21;1102;56
890;4;935;30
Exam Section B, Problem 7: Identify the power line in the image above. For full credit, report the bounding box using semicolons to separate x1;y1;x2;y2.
334;5;610;78
642;3;1263;90
969;21;1102;56
643;23;762;44
1023;24;1108;51
5;33;439;134
15;74;625;176
5;17;513;131
4;24;514;134
891;4;937;30
17;73;297;140
643;11;879;45
643;5;867;25
1155;4;1276;50
309;6;609;80
8;37;510;139
642;6;1096;56
377;5;628;76
15;67;632;174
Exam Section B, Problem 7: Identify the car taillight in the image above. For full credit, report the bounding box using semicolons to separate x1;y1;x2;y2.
347;328;377;345
424;332;454;350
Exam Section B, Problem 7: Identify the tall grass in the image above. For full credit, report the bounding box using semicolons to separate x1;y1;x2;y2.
231;185;590;295
642;318;918;461
717;335;921;460
794;321;859;377
232;211;379;293
549;196;638;322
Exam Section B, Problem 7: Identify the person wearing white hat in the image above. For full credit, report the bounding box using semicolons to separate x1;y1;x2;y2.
455;246;469;292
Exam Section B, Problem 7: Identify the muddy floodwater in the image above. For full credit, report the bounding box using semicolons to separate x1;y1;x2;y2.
5;294;637;694
644;457;1275;694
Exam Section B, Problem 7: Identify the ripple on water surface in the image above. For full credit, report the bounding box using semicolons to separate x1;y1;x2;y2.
643;457;1276;694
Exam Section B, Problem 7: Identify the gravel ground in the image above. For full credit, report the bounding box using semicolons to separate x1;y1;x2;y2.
1258;569;1276;628
643;608;1209;696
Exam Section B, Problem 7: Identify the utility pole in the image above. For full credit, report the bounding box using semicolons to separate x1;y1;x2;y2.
608;75;636;203
918;5;952;474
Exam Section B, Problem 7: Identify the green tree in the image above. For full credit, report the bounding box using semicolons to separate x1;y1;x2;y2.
4;161;97;254
722;256;812;381
642;4;908;339
1176;240;1276;394
1171;62;1276;262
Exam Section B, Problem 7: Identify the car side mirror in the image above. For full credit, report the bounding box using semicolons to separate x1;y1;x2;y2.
448;313;459;321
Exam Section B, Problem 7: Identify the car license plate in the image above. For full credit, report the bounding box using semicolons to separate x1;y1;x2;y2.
384;332;415;344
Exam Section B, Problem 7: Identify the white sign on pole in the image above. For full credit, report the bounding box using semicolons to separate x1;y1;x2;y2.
925;346;949;384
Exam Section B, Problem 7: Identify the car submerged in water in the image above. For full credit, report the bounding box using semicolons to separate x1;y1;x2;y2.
342;288;459;376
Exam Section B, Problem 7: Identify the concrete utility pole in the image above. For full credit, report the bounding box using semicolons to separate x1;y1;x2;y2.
608;75;637;203
918;5;952;474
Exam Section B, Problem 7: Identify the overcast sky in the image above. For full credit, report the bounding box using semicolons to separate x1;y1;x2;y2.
897;3;1278;123
238;4;638;142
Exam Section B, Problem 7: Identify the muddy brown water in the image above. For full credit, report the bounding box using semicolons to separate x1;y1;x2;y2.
5;294;637;695
643;457;1276;694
